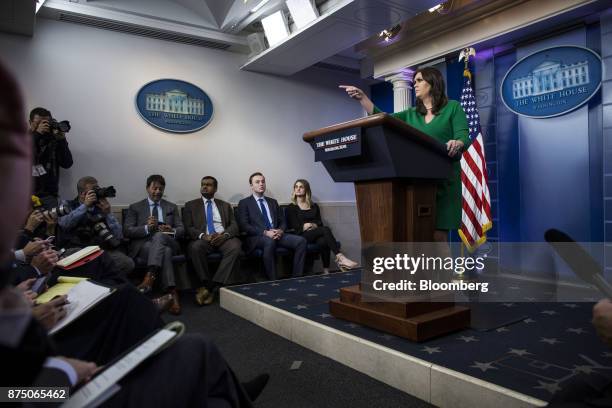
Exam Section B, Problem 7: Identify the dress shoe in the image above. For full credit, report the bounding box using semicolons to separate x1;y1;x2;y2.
195;286;210;306
137;271;156;294
168;289;181;315
203;288;217;305
242;373;270;402
335;253;359;272
151;294;174;314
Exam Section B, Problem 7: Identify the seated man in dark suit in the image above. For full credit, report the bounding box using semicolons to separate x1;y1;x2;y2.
183;176;242;305
237;172;307;281
124;174;184;314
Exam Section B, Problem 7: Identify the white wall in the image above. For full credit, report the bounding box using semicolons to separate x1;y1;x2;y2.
0;19;366;206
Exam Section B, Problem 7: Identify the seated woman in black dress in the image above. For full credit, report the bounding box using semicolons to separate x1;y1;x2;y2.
286;179;358;273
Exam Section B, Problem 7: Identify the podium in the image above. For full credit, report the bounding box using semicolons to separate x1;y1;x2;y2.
303;113;470;341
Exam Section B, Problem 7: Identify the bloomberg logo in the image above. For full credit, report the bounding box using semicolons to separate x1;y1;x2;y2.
136;79;213;133
501;46;602;118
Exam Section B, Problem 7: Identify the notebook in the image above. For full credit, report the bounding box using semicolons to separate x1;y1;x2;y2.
62;322;185;408
49;280;114;334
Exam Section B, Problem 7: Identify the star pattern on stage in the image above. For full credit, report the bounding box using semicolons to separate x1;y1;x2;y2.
457;336;479;343
508;349;532;356
563;304;579;308
573;365;594;374
534;381;562;394
227;272;611;402
496;327;510;333
566;328;586;335
471;361;497;372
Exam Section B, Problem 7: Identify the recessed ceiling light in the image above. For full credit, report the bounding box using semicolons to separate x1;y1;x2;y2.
286;0;319;29
35;0;47;14
261;10;290;46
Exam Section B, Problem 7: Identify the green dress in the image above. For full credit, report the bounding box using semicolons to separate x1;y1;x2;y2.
373;100;470;230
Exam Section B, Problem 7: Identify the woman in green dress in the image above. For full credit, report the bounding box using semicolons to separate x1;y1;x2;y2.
340;67;470;242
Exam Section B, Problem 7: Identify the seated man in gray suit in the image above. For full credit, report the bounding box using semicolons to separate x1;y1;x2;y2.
237;172;306;281
183;176;242;305
124;174;184;314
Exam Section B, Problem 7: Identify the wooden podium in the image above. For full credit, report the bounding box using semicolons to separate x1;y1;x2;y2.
303;113;470;342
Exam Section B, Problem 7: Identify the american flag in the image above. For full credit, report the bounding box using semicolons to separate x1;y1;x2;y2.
458;69;492;251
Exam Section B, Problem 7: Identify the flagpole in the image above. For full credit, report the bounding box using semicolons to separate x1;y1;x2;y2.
457;46;492;253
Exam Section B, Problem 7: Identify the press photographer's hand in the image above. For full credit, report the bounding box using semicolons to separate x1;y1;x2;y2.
35;119;50;134
25;210;44;231
84;190;97;207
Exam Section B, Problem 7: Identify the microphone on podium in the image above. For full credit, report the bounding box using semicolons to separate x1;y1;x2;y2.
545;228;612;299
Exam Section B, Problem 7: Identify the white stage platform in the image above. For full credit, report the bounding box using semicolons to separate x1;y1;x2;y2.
221;286;547;408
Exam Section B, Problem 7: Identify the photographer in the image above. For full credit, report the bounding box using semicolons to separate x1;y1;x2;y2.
58;176;134;276
15;195;63;249
29;107;73;206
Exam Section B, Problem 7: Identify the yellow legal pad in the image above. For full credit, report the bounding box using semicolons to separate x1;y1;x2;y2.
36;276;88;303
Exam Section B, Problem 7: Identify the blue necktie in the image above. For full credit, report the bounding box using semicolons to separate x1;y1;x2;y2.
151;202;159;218
206;200;215;234
258;198;272;229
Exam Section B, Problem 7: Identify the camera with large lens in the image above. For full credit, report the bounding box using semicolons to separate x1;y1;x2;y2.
41;204;71;219
93;186;117;201
88;213;120;248
50;119;71;133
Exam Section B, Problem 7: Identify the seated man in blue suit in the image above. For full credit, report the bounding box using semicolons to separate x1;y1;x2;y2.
237;172;307;280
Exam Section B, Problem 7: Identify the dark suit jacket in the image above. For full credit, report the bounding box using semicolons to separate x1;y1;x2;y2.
237;196;286;252
124;198;184;257
182;197;239;241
